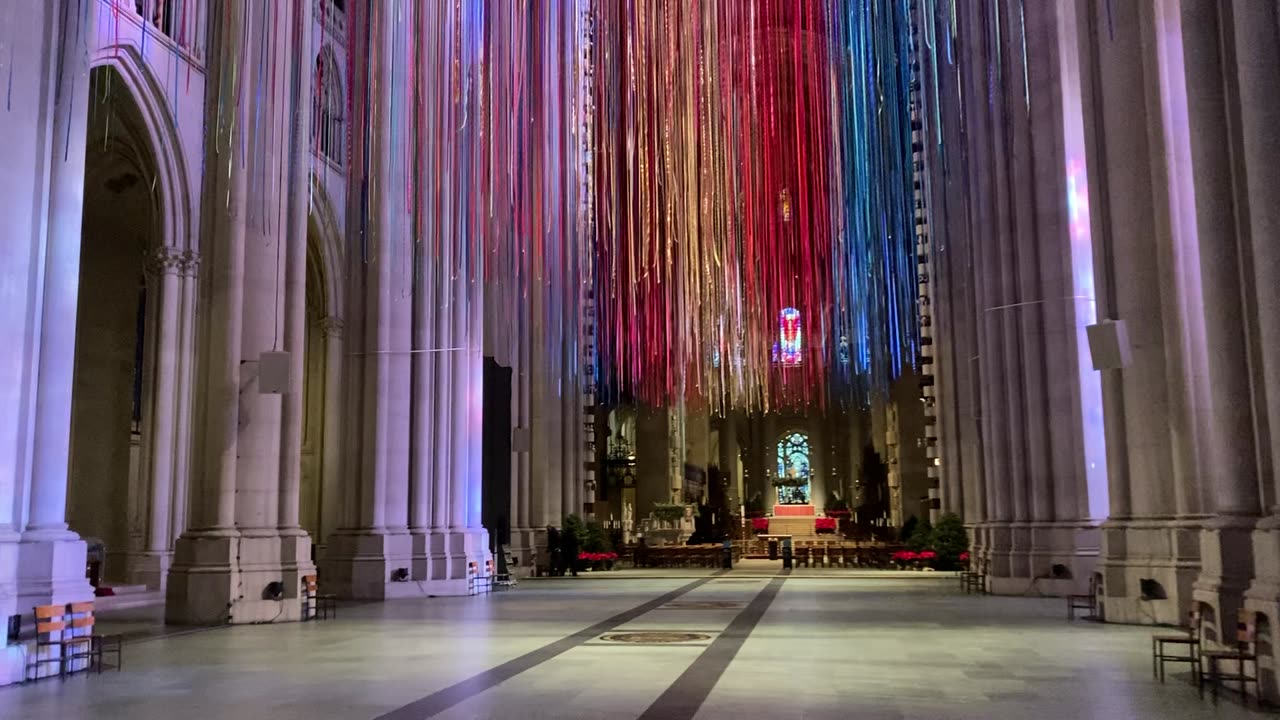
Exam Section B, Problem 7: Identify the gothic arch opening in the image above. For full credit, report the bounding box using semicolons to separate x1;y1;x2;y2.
297;181;347;559
302;221;332;545
67;66;165;591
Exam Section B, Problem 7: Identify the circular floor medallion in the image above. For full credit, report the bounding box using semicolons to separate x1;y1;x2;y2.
599;631;711;644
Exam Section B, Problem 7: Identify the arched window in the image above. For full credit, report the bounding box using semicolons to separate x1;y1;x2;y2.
772;307;802;366
313;46;344;166
775;432;811;505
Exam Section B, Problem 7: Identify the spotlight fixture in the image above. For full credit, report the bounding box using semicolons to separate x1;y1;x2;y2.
262;582;284;601
391;568;410;582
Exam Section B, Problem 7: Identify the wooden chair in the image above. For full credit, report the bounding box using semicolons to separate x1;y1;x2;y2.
30;603;122;680
64;602;123;674
1067;574;1098;621
1152;609;1202;684
1201;609;1259;705
302;575;337;620
29;604;73;681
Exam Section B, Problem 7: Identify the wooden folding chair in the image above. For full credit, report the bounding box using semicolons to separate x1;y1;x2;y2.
65;602;123;674
1201;609;1259;705
1152;608;1201;684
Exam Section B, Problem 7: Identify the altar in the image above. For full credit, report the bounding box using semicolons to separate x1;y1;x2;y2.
772;504;815;517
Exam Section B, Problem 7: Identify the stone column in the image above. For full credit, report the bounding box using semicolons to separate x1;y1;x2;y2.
169;252;200;544
132;248;185;590
1234;1;1280;694
684;410;711;503
278;0;317;599
1180;0;1263;638
438;249;489;582
429;237;455;578
958;0;1006;580
319;317;344;547
1078;0;1195;624
503;266;536;571
17;0;96;613
168;9;249;617
409;242;436;582
635;406;670;520
168;0;308;624
719;413;740;511
322;5;418;597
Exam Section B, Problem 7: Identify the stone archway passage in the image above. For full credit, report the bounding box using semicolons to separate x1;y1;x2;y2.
67;65;194;594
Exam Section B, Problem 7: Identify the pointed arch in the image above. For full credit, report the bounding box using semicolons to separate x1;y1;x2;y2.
88;45;193;253
307;178;345;317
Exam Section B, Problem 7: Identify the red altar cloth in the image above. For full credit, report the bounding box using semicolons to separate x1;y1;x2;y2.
772;504;815;517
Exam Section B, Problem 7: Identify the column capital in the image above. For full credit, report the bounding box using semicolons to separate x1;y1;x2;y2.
319;315;345;338
179;250;202;277
145;246;186;277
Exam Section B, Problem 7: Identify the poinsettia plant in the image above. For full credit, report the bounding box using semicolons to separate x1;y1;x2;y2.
578;552;619;562
815;517;837;533
751;517;770;533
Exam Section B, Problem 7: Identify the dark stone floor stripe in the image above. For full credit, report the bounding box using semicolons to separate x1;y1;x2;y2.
374;571;726;720
637;573;787;720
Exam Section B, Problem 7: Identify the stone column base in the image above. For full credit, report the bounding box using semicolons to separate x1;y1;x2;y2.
983;522;1098;598
166;530;300;625
278;530;315;608
17;531;93;612
320;530;413;600
125;550;173;591
324;528;490;598
1245;516;1280;703
507;527;539;578
0;532;17;687
1193;516;1258;646
1098;517;1202;625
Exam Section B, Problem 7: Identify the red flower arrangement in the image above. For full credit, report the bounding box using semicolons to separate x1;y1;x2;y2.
814;517;837;533
752;517;770;533
577;552;618;562
959;551;970;562
825;509;851;518
891;550;918;563
918;550;937;561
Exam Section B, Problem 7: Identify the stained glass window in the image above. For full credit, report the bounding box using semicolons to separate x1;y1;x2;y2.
774;307;801;366
775;432;811;505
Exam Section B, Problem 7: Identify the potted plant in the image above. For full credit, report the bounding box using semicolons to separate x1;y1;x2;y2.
890;550;918;569
814;517;837;534
652;502;687;526
561;514;589;575
578;551;619;570
581;521;615;570
929;513;970;571
917;550;937;570
752;516;770;534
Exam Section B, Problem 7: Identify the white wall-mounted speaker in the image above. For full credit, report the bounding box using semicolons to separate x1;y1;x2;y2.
1086;319;1131;370
259;351;292;394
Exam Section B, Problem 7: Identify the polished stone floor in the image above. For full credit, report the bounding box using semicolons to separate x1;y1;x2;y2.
0;566;1270;720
